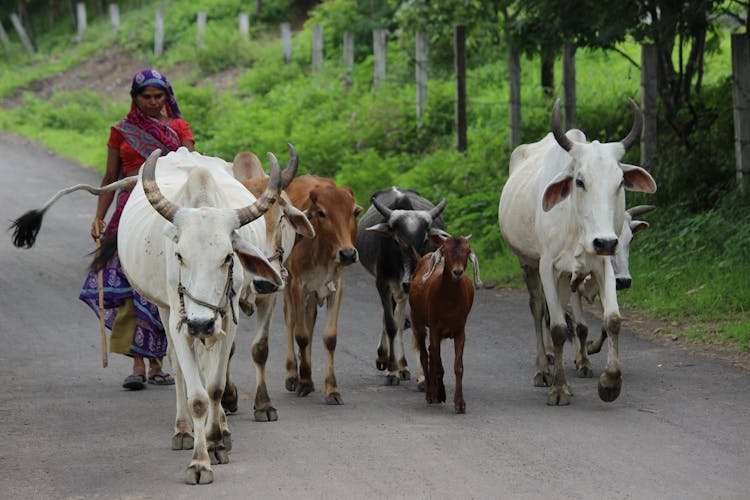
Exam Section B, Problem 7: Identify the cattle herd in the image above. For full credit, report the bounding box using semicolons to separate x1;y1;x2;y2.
10;99;656;485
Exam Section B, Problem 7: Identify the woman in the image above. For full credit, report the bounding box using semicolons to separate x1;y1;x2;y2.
79;69;195;390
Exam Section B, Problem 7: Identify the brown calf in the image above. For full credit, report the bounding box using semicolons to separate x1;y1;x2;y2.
222;151;314;422
409;234;481;413
283;175;362;404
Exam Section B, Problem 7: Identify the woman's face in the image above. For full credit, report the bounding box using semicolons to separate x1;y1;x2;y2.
136;85;166;118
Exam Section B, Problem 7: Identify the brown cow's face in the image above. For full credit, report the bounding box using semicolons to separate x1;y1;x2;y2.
308;187;362;266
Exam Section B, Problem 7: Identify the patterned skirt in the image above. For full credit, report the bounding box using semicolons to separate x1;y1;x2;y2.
79;190;167;359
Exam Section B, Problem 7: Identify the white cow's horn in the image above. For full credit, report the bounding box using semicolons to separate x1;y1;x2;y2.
142;149;181;223
621;98;643;151
235;151;283;227
551;99;574;152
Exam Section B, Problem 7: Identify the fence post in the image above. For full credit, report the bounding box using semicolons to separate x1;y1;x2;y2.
508;43;521;149
563;43;576;130
732;33;750;196
343;32;354;72
196;11;206;49
640;44;658;170
416;31;428;122
454;25;467;152
109;3;120;31
373;29;387;88
0;21;10;49
154;9;164;56
9;13;35;54
281;22;291;63
312;25;323;73
239;13;249;40
75;2;86;42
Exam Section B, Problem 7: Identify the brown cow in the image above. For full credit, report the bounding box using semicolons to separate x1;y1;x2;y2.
222;150;315;422
283;175;362;405
409;234;481;414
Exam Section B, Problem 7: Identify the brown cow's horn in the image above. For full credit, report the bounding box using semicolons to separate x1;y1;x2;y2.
551;99;574;152
142;149;181;223
626;205;656;217
280;143;299;189
371;196;392;219
428;198;447;220
235;151;282;227
621;98;643;151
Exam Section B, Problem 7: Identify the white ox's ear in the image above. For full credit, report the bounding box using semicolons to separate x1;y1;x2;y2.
163;222;179;243
366;222;392;237
231;232;283;288
281;201;316;239
620;163;657;193
542;172;573;212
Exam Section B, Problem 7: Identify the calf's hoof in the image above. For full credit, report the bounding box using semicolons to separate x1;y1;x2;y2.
598;372;622;402
254;406;279;422
385;375;400;386
296;382;314;397
221;383;239;413
546;385;572;406
399;369;411;381
325;392;344;405
171;432;194;450
454;401;466;414
285;376;298;392
185;465;213;485
586;340;602;355
576;363;594;378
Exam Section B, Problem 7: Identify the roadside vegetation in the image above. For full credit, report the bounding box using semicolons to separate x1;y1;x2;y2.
0;0;748;352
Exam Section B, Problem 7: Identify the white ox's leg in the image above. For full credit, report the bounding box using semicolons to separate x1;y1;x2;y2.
166;311;214;485
322;275;344;405
201;318;235;466
538;257;572;406
251;293;279;421
592;260;622;402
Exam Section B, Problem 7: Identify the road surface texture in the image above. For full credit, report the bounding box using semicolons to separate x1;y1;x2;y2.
1;133;748;499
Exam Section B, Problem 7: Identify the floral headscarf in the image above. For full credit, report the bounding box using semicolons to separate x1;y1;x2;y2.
129;68;182;118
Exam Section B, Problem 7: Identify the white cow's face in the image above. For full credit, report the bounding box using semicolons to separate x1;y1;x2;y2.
542;142;656;257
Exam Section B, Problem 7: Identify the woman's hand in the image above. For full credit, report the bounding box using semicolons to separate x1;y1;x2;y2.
91;217;106;240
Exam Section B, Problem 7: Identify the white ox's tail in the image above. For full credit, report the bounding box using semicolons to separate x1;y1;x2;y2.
9;177;137;248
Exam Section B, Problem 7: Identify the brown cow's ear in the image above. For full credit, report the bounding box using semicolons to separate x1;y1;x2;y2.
542;173;572;212
284;204;316;238
354;204;363;217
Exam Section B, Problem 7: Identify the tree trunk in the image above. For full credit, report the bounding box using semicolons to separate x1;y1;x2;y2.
541;57;554;97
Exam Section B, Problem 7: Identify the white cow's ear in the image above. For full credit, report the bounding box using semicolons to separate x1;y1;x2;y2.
621;163;657;194
631;220;649;234
366;222;392;237
163;222;179;243
542;173;573;212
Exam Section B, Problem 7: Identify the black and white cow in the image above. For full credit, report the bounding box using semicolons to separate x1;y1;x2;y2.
356;187;446;386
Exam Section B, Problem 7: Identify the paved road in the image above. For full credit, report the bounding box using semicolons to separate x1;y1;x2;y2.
1;133;748;499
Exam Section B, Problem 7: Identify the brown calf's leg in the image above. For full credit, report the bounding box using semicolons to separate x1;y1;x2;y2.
453;330;466;414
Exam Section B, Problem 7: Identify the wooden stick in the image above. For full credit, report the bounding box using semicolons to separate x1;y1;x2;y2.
94;225;109;368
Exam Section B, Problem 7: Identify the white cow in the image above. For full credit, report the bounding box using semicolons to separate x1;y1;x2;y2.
118;147;290;484
498;99;656;405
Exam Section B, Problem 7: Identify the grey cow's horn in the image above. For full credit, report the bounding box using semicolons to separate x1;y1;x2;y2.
620;98;643;151
142;149;181;223
626;204;656;217
551;99;574;152
371;196;392;219
428;198;447;220
235;151;283;227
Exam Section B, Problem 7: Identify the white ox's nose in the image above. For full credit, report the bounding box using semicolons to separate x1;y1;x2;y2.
592;237;618;256
187;318;215;336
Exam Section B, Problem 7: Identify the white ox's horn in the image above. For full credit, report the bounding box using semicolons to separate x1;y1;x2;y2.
234;151;283;227
551;99;574;152
141;149;180;222
551;98;643;153
626;204;656;218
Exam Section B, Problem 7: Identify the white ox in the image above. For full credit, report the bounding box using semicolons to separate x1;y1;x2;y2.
119;147;291;484
498;99;656;405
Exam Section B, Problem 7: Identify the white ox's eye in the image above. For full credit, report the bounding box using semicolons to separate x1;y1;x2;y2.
223;254;233;266
175;252;184;264
575;178;585;189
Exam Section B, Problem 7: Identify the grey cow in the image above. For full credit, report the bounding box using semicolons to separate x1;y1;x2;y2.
356;187;447;386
